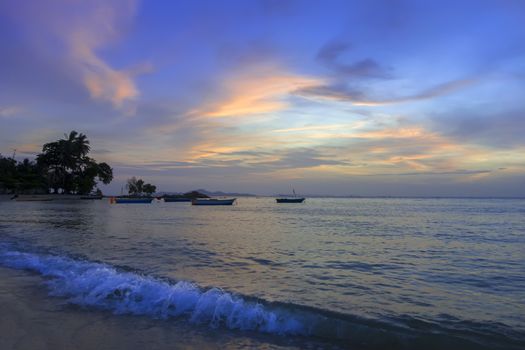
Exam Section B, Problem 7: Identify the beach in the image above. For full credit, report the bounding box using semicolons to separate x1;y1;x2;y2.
0;266;205;350
0;266;317;350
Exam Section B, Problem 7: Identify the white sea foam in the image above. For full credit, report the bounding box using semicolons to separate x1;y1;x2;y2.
2;247;522;349
0;249;305;335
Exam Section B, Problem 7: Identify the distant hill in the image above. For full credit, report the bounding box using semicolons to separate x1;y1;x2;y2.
194;189;256;197
157;189;256;197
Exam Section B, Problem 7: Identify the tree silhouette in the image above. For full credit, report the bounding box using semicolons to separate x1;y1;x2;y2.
0;155;47;193
36;131;113;194
126;177;156;196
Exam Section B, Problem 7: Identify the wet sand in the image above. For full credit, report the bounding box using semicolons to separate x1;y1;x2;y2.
0;267;317;350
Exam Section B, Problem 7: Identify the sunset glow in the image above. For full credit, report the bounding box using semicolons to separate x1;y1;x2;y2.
1;0;524;196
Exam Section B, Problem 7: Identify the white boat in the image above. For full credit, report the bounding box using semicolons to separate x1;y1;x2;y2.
191;198;236;206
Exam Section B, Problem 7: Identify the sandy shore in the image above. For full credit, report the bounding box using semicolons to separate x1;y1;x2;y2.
0;267;310;350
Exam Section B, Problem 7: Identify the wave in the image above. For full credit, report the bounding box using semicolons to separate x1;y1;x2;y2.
0;246;523;349
0;248;304;334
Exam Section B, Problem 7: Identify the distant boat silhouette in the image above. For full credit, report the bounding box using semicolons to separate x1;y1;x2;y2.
191;198;236;206
112;197;153;204
276;189;305;203
163;197;191;202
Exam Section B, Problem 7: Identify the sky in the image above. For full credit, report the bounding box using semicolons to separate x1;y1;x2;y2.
1;0;524;196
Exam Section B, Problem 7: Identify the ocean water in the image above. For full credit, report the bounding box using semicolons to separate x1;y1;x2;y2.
0;197;524;349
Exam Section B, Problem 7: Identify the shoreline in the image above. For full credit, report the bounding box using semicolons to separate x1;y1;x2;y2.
0;194;99;201
0;267;324;350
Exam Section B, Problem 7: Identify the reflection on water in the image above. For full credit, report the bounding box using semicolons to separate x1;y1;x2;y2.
1;197;524;348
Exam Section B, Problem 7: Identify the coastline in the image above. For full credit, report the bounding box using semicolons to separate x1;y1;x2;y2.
0;194;98;202
0;267;325;350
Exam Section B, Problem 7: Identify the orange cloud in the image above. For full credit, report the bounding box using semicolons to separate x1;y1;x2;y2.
272;123;357;133
64;1;149;111
9;0;147;112
354;127;428;139
201;70;321;118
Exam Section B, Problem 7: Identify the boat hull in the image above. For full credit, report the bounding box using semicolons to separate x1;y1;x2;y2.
276;198;305;203
163;197;192;202
114;198;153;204
191;198;236;206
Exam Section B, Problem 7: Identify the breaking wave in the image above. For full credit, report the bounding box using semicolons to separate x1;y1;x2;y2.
0;245;523;349
0;248;304;334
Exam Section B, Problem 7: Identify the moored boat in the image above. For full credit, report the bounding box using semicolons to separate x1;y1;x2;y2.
113;197;153;204
191;198;236;206
163;197;192;202
276;188;305;203
276;197;305;203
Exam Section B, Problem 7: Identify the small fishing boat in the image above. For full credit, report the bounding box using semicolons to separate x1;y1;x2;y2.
276;188;305;203
276;197;305;203
113;197;153;204
163;197;192;202
191;198;236;206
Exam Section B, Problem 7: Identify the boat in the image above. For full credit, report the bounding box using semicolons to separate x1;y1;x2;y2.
276;197;305;203
276;188;305;203
163;197;192;202
191;198;236;206
113;197;153;204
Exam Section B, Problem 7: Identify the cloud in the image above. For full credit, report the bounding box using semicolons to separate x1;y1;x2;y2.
2;0;147;112
251;148;352;169
64;1;149;111
197;67;321;117
295;77;478;106
0;106;22;118
264;119;490;176
316;41;390;78
297;39;479;107
370;169;494;177
294;84;366;103
428;108;525;148
272;123;354;133
111;147;352;174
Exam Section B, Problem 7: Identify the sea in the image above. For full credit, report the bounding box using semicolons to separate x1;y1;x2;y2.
0;197;524;349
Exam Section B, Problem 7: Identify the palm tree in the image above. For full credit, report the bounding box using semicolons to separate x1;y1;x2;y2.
37;131;113;194
60;131;90;171
97;163;113;185
71;131;90;159
38;141;64;193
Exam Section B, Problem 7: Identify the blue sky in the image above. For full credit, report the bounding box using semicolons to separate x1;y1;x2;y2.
1;0;524;196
